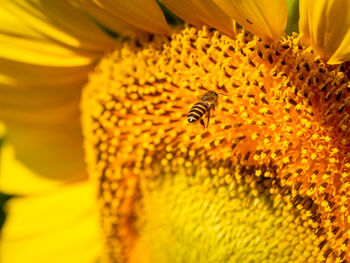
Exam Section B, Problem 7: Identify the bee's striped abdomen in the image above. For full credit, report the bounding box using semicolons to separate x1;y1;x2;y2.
187;102;209;123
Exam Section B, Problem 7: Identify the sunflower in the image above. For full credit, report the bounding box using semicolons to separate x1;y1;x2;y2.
1;0;350;262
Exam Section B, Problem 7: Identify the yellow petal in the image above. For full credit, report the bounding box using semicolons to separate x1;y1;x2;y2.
0;0;118;67
161;0;236;36
72;0;142;37
299;0;350;64
0;119;87;188
0;0;111;191
1;0;116;51
0;86;86;192
0;34;98;67
0;63;90;192
0;4;41;38
213;0;287;41
75;0;170;35
0;59;92;87
0;138;61;195
0;180;101;263
0;121;5;138
329;31;350;64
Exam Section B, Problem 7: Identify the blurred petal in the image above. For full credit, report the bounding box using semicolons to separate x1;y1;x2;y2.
161;0;236;36
0;62;88;186
285;0;299;34
0;0;116;52
74;0;170;36
0;180;101;263
0;34;97;66
213;0;287;41
0;135;86;196
0;59;91;88
299;0;350;64
0;4;40;38
71;0;135;37
0;121;5;139
0;0;117;66
330;31;350;64
0;143;62;194
0;0;117;188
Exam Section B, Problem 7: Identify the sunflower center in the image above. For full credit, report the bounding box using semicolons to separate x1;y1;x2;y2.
82;25;350;262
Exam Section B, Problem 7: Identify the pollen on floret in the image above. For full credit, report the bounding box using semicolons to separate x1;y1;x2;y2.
82;25;350;262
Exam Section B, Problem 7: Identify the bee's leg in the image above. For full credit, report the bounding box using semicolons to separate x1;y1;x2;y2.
200;119;205;129
206;110;211;128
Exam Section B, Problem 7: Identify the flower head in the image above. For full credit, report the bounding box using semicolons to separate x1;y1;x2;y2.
82;24;350;262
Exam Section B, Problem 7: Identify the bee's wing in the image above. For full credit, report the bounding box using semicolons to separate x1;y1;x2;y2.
217;92;229;97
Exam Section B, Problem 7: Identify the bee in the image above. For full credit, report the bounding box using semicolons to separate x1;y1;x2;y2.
187;90;219;128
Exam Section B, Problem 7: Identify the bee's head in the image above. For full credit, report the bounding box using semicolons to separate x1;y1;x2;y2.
208;90;218;98
202;90;218;101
